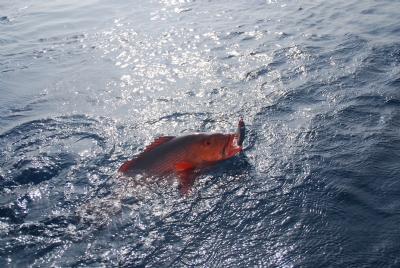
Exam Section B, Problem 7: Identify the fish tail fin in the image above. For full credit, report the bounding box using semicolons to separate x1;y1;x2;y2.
118;160;134;173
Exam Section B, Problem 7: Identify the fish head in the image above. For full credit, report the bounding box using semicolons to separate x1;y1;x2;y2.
187;133;242;165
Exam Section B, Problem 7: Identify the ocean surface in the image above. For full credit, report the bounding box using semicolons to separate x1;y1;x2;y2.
1;0;400;267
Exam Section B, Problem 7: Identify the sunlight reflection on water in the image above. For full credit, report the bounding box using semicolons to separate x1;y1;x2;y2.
1;0;400;267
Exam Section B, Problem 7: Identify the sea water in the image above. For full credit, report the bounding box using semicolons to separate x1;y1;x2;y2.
1;0;400;267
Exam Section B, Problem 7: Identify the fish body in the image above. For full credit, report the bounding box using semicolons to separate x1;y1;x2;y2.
118;132;242;176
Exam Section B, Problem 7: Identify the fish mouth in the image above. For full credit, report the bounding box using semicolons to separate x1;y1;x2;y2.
224;133;242;158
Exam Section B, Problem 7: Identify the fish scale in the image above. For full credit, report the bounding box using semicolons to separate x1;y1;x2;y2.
120;135;194;174
148;143;188;173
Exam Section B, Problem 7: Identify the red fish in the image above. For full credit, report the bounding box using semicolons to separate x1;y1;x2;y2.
119;132;242;175
118;121;246;193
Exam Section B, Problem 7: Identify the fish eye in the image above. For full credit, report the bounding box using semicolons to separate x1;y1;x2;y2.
204;139;213;146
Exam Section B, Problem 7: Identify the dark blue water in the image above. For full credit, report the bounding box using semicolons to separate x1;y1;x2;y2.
1;0;400;267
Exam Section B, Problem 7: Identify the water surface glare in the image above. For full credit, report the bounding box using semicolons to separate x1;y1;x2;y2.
1;0;400;267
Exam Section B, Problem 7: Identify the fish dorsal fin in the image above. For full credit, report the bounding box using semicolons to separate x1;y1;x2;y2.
118;136;175;173
142;136;175;155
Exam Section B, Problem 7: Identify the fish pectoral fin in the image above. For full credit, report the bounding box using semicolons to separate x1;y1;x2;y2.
173;162;196;194
178;176;196;195
177;171;197;195
173;162;197;194
172;162;195;172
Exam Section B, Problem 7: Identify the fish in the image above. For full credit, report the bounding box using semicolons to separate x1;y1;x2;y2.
118;120;245;193
118;132;242;176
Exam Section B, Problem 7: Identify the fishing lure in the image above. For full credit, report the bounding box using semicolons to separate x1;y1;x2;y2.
236;119;246;146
